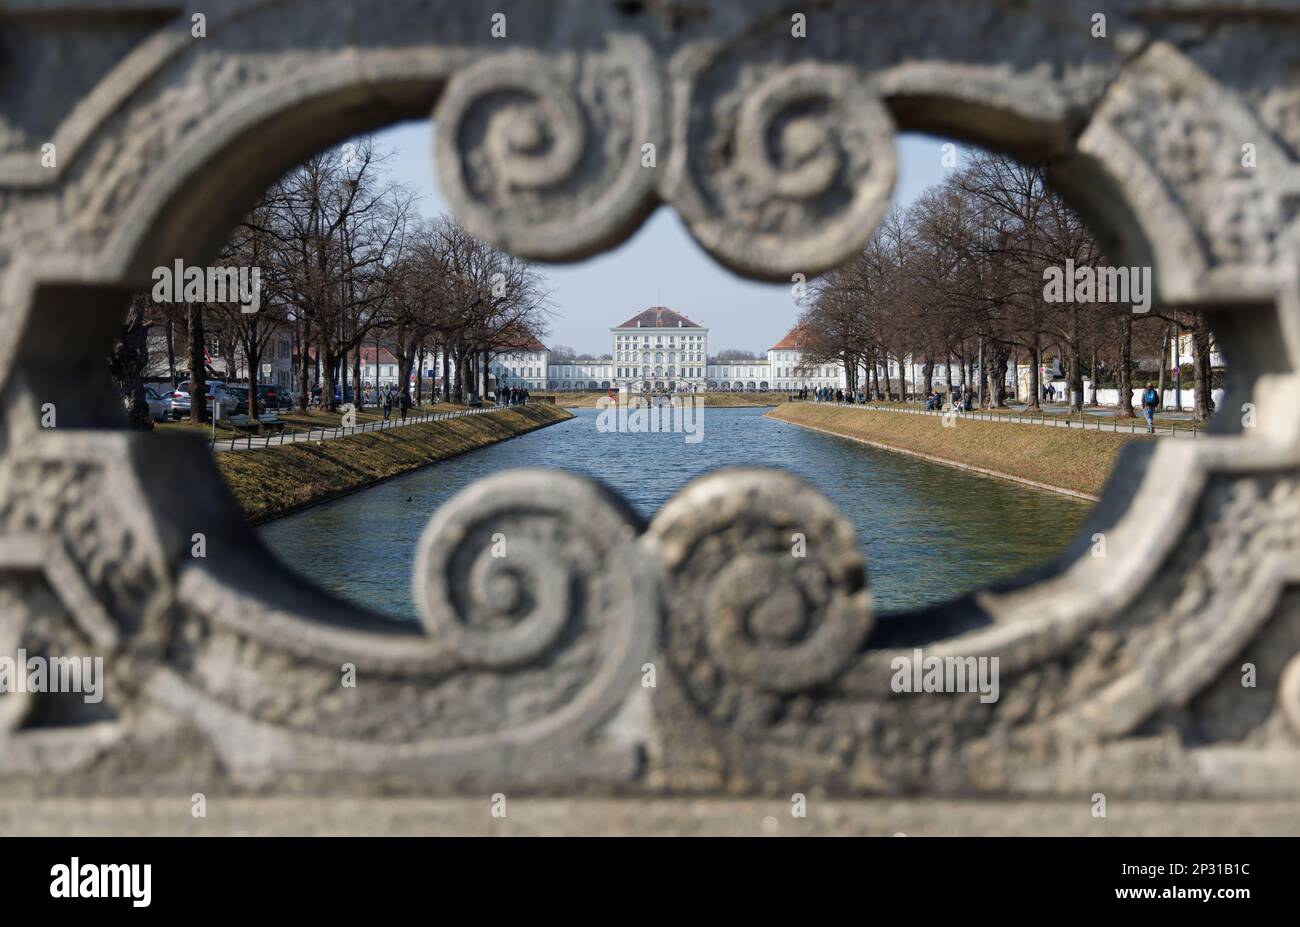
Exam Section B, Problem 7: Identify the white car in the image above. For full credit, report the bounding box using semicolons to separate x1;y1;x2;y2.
143;385;168;422
162;382;242;420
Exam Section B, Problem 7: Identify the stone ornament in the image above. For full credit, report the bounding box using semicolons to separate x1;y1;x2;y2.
665;59;898;280
0;1;1298;815
434;39;664;262
647;469;872;695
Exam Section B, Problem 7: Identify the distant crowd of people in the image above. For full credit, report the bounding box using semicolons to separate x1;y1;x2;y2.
805;386;857;403
494;385;530;407
798;384;977;412
797;378;1163;434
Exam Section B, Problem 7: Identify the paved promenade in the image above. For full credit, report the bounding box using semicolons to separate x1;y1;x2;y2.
210;405;506;453
809;400;1203;438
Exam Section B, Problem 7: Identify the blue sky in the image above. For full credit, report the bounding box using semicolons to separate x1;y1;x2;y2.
373;121;948;355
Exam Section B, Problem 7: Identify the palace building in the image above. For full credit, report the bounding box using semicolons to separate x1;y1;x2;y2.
491;306;852;393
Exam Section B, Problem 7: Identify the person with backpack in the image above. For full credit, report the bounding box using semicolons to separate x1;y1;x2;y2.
1141;381;1160;434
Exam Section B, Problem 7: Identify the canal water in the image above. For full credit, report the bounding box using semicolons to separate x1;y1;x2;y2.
259;407;1090;619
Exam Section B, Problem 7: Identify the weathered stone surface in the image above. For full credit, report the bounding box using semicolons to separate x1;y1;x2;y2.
1;0;1299;833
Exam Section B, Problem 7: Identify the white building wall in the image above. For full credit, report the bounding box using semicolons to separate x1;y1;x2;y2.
611;322;708;392
491;349;549;391
762;349;846;391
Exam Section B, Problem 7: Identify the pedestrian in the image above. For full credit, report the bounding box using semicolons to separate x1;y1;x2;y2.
1141;380;1159;434
399;388;410;420
382;386;392;421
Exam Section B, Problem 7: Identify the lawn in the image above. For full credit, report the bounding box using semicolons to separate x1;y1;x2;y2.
155;402;472;440
861;400;1201;430
212;403;572;523
768;402;1154;498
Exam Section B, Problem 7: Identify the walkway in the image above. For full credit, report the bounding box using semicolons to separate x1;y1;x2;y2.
210;405;506;453
807;400;1204;438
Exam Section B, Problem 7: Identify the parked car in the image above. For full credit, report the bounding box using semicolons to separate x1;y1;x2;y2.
256;384;285;412
142;385;168;422
225;382;282;414
163;386;189;419
225;387;253;416
164;381;243;419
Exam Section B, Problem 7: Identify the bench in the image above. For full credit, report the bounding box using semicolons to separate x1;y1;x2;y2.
228;414;259;435
257;413;285;434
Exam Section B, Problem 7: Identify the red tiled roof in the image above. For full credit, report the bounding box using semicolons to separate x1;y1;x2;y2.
352;347;400;365
614;306;702;329
494;326;547;353
770;325;809;351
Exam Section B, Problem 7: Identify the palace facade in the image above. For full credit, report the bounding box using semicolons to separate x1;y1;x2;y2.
493;306;850;393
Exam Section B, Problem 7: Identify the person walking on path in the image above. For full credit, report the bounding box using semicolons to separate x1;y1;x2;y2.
382;387;392;422
399;388;411;420
1141;381;1160;434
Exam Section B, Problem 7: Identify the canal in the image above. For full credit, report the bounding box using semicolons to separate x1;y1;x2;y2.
259;407;1091;618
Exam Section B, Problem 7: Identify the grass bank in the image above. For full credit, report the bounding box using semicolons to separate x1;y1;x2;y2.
159;402;470;440
545;391;779;408
215;403;573;524
768;402;1153;499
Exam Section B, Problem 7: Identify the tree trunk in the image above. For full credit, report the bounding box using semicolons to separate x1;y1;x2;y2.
1157;323;1170;398
247;334;261;418
456;351;469;404
110;296;153;431
1067;312;1084;412
321;344;338;413
1192;316;1215;423
1117;311;1135;417
187;304;207;424
296;322;311;412
1171;319;1183;411
352;350;364;411
1027;339;1041;411
415;345;424;404
987;345;1009;408
165;314;178;389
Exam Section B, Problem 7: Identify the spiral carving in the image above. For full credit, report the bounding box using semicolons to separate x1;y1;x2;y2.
667;60;897;280
646;469;872;699
442;61;587;194
434;42;663;261
413;469;654;670
735;69;846;200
